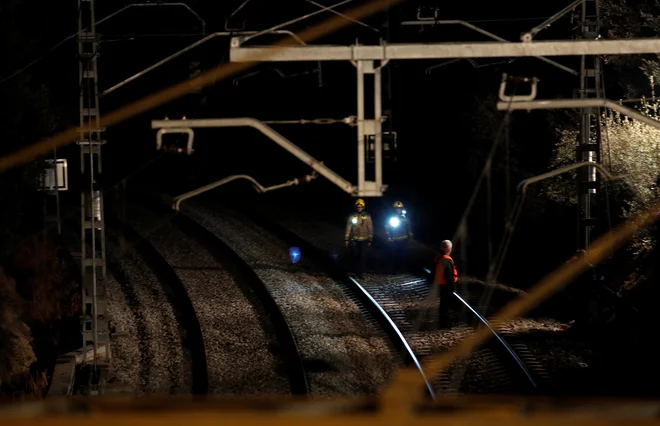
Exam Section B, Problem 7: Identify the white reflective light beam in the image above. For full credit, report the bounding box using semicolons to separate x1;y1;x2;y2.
389;217;400;227
351;217;358;224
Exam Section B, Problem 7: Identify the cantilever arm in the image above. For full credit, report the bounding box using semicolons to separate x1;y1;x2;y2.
517;162;625;194
152;117;357;195
496;98;660;132
172;173;317;211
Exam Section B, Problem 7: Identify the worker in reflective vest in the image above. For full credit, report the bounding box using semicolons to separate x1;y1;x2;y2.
385;201;413;273
345;198;373;279
434;240;458;329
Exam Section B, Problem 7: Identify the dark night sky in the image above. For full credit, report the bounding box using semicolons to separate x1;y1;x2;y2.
3;0;624;287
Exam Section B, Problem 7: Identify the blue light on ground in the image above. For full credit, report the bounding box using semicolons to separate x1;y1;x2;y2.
289;247;301;263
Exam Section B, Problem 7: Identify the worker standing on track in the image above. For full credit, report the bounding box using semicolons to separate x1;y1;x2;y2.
435;240;458;329
385;201;413;273
345;198;373;279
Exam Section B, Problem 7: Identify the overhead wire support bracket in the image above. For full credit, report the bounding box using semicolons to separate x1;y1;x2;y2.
171;172;318;212
262;116;358;125
156;128;194;154
151;117;366;196
521;0;584;42
499;73;539;102
495;97;660;131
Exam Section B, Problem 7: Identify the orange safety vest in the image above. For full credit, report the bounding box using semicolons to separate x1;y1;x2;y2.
434;254;458;285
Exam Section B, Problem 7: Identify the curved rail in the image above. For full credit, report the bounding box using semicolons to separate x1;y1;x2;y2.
170;211;310;395
347;276;436;398
110;216;209;395
452;292;537;389
423;268;537;391
234;206;435;399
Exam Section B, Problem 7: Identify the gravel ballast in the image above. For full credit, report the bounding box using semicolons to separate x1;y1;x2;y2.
182;201;396;396
105;248;189;394
237;200;596;395
114;204;291;395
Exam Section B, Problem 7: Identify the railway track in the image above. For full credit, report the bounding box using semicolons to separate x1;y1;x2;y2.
178;201;397;395
169;210;310;395
114;193;544;397
107;201;308;395
232;204;550;396
108;216;209;395
228;205;436;398
426;270;553;393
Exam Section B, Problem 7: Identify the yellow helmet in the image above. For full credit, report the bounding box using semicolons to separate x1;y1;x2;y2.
393;201;404;208
355;198;365;207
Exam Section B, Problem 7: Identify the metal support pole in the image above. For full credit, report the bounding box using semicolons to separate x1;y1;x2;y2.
374;64;383;189
357;60;366;191
77;0;109;389
577;0;603;251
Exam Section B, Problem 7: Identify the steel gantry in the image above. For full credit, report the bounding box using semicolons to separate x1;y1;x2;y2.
77;0;109;393
228;34;660;198
228;38;660;62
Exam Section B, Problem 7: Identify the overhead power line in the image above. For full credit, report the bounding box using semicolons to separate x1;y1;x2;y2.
0;2;206;86
0;34;77;85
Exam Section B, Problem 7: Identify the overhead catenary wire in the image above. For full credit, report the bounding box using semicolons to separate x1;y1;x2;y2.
302;0;380;32
0;0;406;173
0;7;563;87
484;161;625;292
452;81;518;249
229;0;254;19
240;0;357;44
411;82;518;332
262;117;357;125
476;87;517;316
0;2;206;86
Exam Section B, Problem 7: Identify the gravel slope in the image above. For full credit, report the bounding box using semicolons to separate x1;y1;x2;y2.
182;201;396;396
121;204;290;395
